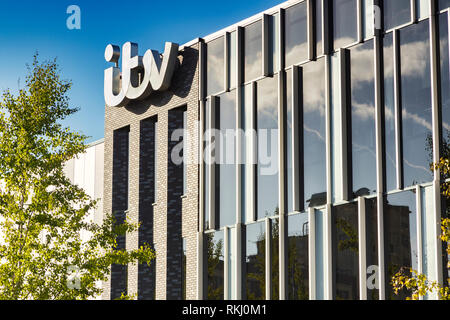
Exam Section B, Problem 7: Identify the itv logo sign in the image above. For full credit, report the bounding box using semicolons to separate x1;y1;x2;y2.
104;42;179;108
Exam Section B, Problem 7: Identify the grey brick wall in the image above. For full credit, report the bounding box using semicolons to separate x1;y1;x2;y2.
103;43;200;300
138;117;157;299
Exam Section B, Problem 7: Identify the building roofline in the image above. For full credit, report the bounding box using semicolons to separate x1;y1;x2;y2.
181;0;301;47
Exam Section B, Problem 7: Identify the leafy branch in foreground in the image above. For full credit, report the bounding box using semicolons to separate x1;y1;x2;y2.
391;157;450;300
0;54;154;300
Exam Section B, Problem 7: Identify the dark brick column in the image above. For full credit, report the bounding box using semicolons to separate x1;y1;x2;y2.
111;126;129;299
166;107;186;300
138;117;157;300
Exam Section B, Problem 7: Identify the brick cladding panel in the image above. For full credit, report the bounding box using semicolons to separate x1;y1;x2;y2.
102;44;200;300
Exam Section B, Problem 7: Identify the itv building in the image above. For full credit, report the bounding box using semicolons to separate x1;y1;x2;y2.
84;0;450;300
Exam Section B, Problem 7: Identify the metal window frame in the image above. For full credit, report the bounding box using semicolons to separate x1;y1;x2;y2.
224;226;230;299
308;207;316;299
429;1;445;289
358;197;367;300
393;29;404;190
225;32;231;92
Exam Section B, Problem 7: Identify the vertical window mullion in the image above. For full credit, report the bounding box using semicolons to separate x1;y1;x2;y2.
412;0;418;23
224;226;230;299
278;8;286;72
357;0;364;42
308;207;316;300
393;30;404;190
358;197;367;300
265;218;271;300
225;32;230;92
307;0;316;60
263;14;270;77
292;66;304;213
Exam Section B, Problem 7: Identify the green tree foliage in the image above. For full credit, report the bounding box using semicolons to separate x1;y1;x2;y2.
0;55;154;300
391;156;450;300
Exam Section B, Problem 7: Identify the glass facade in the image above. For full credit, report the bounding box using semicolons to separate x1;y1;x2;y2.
332;203;359;300
384;0;411;31
256;76;279;220
303;59;327;208
244;20;263;83
245;222;265;300
384;191;418;300
287;213;309;300
332;0;358;50
199;0;450;301
285;2;308;67
207;37;225;96
400;21;433;187
206;231;225;300
350;40;376;197
217;90;237;227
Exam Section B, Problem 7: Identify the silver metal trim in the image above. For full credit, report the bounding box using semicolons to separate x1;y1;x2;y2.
325;203;333;299
199;100;205;232
325;55;333;205
263;14;270;77
357;0;364;43
225;32;231;92
265;218;271;300
208;96;218;229
279;8;286;72
235;223;242;299
224;226;230;299
308;207;316;300
393;29;403;190
358;197;367;300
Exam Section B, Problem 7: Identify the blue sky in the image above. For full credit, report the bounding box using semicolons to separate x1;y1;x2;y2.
0;0;281;143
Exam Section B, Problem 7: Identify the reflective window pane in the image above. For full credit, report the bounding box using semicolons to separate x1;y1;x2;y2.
384;191;418;300
244;21;263;83
269;13;280;74
383;32;397;192
303;59;327;208
400;21;433;187
333;0;358;49
365;198;379;300
242;84;253;223
287;213;309;300
439;13;450;153
350;40;376;197
257;76;279;220
285;2;308;67
218;90;236;227
384;0;411;31
207;37;225;96
206;231;224;299
245;222;265;300
439;0;450;10
332;202;359;300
